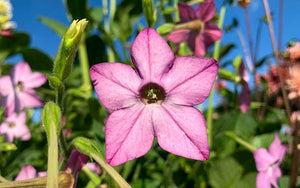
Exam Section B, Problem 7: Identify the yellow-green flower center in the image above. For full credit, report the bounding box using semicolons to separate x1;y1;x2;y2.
140;83;165;104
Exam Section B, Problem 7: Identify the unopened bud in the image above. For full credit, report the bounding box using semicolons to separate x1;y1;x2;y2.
238;0;252;8
54;19;88;81
58;172;75;188
157;23;174;35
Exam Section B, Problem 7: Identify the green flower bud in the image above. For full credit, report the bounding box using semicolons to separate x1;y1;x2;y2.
53;19;88;81
42;102;62;138
0;143;17;151
157;23;174;35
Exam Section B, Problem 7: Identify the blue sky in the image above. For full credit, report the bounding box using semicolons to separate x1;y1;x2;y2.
9;0;300;65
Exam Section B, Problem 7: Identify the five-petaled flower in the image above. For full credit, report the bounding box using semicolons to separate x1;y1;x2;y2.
90;28;218;166
254;133;286;188
166;0;222;57
0;62;46;116
0;112;30;142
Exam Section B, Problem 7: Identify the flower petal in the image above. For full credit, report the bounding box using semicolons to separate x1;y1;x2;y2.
178;3;196;23
24;72;47;89
269;134;286;163
256;172;272;188
18;90;43;109
196;0;216;22
254;148;276;172
10;62;32;84
238;83;250;113
203;22;222;45
1;94;15;116
105;104;154;166
15;165;37;181
166;29;191;44
194;33;206;57
90;63;142;110
269;166;281;188
0;75;13;96
153;104;209;160
162;56;218;106
131;28;174;82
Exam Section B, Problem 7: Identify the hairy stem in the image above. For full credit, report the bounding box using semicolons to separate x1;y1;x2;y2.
78;34;92;97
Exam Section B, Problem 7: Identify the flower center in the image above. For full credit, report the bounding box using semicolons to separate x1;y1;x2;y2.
9;123;15;128
16;81;23;92
140;83;165;104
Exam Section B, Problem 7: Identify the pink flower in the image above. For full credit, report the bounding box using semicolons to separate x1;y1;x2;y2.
166;0;222;57
15;165;46;181
86;163;101;175
254;134;286;188
65;149;89;182
0;112;30;142
238;61;250;113
90;28;218;166
0;62;46;116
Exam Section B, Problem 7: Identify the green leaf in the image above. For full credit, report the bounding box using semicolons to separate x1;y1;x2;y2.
209;157;243;188
250;133;290;148
38;16;67;37
0;142;17;151
233;172;256;188
233;55;242;75
42;102;62;137
218;68;235;82
0;32;30;57
65;0;89;19
21;48;53;72
156;23;174;35
90;7;103;24
234;112;257;138
47;75;63;89
219;44;235;60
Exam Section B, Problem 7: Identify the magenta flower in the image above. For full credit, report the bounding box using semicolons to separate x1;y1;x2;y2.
65;149;89;182
238;61;250;113
166;0;222;57
15;165;46;181
254;134;286;188
90;28;218;166
0;112;30;142
86;163;101;175
0;62;46;116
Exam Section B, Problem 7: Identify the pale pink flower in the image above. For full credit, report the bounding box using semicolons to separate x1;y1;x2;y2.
254;134;286;188
286;65;300;99
15;165;46;181
86;163;101;175
0;112;30;142
287;42;300;62
166;0;222;57
0;62;46;116
90;28;218;166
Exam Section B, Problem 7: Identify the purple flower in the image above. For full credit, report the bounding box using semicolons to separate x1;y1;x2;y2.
90;28;218;166
0;62;46;116
166;0;222;57
15;165;46;181
0;112;30;142
238;61;250;113
65;149;89;181
254;134;286;188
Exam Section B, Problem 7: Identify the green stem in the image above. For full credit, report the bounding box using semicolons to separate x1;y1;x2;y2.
207;4;226;148
91;153;131;188
225;132;257;152
78;34;92;97
47;123;59;188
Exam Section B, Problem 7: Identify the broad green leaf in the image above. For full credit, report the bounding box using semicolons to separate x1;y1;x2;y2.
65;0;89;19
233;172;256;188
21;48;53;72
209;157;243;188
38;16;67;37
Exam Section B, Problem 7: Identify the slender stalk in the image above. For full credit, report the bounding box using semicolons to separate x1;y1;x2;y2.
225;132;257;152
278;0;283;50
78;34;92;97
262;0;291;118
206;4;226;148
290;115;300;188
236;28;254;73
262;0;296;186
47;123;59;188
91;153;131;188
244;8;254;58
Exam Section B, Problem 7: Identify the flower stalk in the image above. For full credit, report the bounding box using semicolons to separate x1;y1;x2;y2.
207;4;226;148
